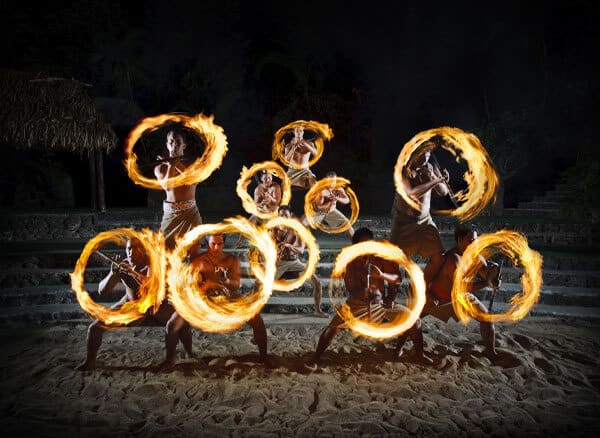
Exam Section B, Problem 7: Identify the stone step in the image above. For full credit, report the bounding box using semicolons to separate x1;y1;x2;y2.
2;280;599;308
517;201;562;210
502;208;563;218
2;263;600;290
1;300;598;323
533;193;571;203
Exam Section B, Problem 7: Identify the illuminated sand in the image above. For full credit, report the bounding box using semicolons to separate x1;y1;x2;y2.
1;317;599;437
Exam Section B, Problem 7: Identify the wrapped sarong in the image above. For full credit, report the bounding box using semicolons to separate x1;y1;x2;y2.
161;200;202;250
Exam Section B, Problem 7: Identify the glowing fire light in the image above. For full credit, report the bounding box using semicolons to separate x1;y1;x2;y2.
236;161;292;219
70;228;166;326
330;241;426;340
272;120;333;170
304;176;359;234
452;230;543;323
124;113;228;190
166;217;277;333
394;127;499;221
258;216;320;292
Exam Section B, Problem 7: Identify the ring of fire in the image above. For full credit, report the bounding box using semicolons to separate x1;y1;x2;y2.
261;216;320;292
451;230;543;324
272;120;333;170
329;241;427;340
124;113;228;190
166;217;278;333
393;126;499;222
236;161;292;219
70;228;167;326
304;176;359;234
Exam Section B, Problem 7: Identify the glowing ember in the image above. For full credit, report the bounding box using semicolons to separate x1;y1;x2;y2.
166;217;277;333
236;161;292;219
259;216;320;292
330;241;426;340
70;228;166;326
303;176;359;234
272;120;333;170
394;127;499;221
452;230;543;323
124;113;228;190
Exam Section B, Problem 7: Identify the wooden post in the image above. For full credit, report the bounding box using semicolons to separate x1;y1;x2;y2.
88;149;97;210
96;149;106;212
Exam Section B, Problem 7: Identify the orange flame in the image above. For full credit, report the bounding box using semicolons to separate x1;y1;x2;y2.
124;113;228;190
272;120;333;170
70;228;166;326
236;161;291;219
304;176;359;234
394;127;499;221
330;241;426;340
452;230;543;323
166;217;277;333
258;216;320;292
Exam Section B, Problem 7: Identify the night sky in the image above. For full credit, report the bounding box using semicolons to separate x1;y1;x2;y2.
1;0;598;214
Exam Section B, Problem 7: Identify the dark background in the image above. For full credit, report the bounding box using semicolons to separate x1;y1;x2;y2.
1;0;598;216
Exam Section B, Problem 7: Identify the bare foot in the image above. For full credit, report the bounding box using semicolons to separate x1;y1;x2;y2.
261;355;276;369
414;351;434;365
156;360;175;373
303;357;320;371
483;347;499;361
75;360;96;371
313;309;329;318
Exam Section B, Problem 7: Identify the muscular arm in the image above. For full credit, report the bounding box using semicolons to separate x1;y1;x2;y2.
332;188;350;204
404;173;445;199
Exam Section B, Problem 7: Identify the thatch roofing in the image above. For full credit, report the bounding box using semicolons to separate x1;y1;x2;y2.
0;69;117;155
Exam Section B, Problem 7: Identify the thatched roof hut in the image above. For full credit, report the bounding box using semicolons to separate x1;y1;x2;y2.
0;69;118;210
0;69;117;154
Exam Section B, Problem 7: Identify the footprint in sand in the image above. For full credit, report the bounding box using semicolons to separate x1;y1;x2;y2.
561;351;597;366
533;357;557;374
512;334;537;349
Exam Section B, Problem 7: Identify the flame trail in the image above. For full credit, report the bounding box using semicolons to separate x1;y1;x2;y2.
272;120;333;169
236;161;291;219
304;176;359;234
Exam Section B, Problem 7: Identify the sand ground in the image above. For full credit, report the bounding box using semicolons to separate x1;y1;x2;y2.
0;316;599;437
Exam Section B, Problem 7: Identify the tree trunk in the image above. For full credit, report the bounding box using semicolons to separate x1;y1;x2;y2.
95;149;106;212
88;150;97;210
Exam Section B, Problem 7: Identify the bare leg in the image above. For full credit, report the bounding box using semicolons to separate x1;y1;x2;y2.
346;225;355;240
311;323;343;365
247;314;274;368
159;312;187;372
179;323;194;358
311;274;327;317
480;321;497;359
395;319;432;364
76;320;105;370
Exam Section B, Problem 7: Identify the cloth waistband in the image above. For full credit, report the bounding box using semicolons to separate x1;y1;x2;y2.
163;199;196;214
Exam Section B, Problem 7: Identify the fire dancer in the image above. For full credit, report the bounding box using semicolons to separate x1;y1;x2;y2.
160;234;274;370
396;223;500;359
154;128;203;250
309;228;432;366
283;125;318;190
273;205;326;317
235;171;282;247
390;140;450;285
305;171;354;239
76;239;192;371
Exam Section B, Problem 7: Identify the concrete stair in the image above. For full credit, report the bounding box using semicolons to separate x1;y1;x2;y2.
1;214;599;322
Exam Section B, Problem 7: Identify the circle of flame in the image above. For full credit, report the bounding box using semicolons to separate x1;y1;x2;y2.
272;120;333;170
452;230;544;323
393;126;499;221
304;176;359;234
166;217;277;333
329;241;426;340
235;161;292;219
258;216;320;292
70;228;166;326
124;113;228;190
